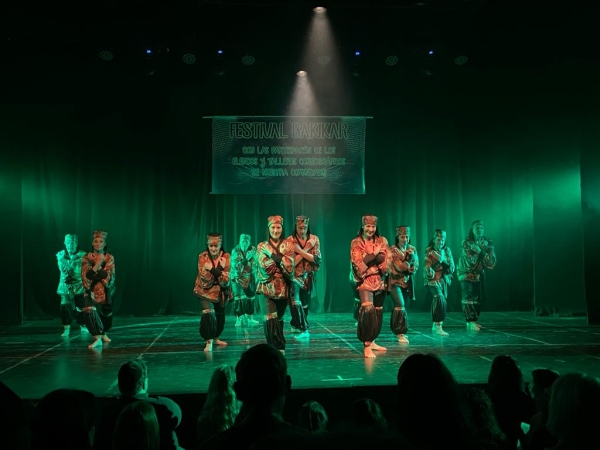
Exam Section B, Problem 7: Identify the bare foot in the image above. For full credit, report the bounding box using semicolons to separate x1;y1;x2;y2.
294;331;310;339
433;323;450;336
279;349;285;356
466;322;480;332
397;334;409;343
364;346;376;359
370;342;387;352
88;339;102;349
214;338;227;346
204;340;213;352
101;334;111;343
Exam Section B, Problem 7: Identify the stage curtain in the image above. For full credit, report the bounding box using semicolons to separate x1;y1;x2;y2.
5;65;589;319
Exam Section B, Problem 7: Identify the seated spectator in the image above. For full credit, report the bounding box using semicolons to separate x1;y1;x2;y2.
197;365;241;444
1;380;33;450
297;401;328;434
397;353;479;450
113;401;160;450
523;368;560;450
487;355;536;450
546;372;600;450
199;343;307;449
32;388;96;450
464;386;508;450
95;358;183;450
348;398;388;432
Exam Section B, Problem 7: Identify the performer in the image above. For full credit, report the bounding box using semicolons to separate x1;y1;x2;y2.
424;229;455;336
230;234;259;327
81;230;116;349
457;220;497;331
350;215;391;359
193;233;232;352
289;215;321;339
388;225;419;344
56;234;88;337
255;215;295;355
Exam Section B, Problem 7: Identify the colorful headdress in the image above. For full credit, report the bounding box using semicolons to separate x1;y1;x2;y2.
471;220;484;228
396;226;410;236
362;215;378;226
207;233;223;245
296;216;310;226
267;215;283;227
433;229;447;240
93;230;108;240
64;234;78;244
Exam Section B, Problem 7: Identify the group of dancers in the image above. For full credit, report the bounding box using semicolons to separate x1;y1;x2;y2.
189;215;496;358
57;231;115;349
56;216;496;358
350;216;496;358
192;215;320;354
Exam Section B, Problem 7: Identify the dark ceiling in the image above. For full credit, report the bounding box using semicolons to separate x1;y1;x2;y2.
1;1;597;80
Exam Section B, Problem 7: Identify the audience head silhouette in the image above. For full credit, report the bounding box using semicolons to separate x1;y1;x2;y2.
33;388;96;450
113;401;159;450
234;344;290;406
349;398;388;431
547;372;600;448
297;401;328;433
488;355;525;393
118;359;148;396
396;353;476;448
530;368;560;400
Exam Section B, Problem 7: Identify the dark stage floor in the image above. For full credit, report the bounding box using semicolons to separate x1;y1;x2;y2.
2;312;600;400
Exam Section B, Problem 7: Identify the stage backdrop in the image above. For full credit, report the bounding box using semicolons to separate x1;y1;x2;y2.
0;46;593;321
210;116;366;194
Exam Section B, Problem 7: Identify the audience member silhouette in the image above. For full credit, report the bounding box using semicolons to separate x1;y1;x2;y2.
487;355;536;450
199;343;307;449
524;368;560;450
396;353;479;450
348;398;388;433
1;380;33;450
32;388;96;450
546;372;600;450
197;364;241;445
464;386;508;450
113;401;160;450
297;401;328;434
94;359;183;450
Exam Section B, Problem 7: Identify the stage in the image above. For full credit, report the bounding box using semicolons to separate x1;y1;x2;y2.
2;312;600;400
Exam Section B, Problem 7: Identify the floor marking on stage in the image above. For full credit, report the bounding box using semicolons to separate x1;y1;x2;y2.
495;313;592;334
115;318;198;330
314;321;364;355
442;316;551;344
322;375;363;382
485;328;550;345
408;329;438;341
0;337;79;375
106;318;177;394
479;356;492;362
